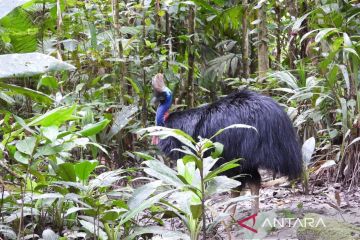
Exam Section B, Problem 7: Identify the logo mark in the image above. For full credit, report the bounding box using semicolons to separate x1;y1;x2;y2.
237;213;258;233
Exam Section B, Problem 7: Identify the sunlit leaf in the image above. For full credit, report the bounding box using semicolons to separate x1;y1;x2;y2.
78;119;110;137
75;160;98;181
0;53;75;79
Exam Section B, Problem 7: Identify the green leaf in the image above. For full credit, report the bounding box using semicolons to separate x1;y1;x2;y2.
211;142;223;158
133;152;156;161
271;71;299;90
37;75;58;90
89;23;97;49
120;189;175;225
0;53;75;79
41;126;59;142
206;176;241;195
0;82;53;105
327;65;338;87
190;204;202;220
0;0;33;19
13;115;35;134
139;127;196;151
192;0;218;14
78;119;110;137
28;105;77;127
57;163;76;182
205;159;240;181
14;151;29;164
16;137;36;155
314;28;338;43
125;77;140;95
0;92;15;104
75;160;98;181
144;160;184;187
128;181;162;209
79;220;107;240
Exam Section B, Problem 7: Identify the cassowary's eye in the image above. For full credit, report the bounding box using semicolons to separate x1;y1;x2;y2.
153;91;167;104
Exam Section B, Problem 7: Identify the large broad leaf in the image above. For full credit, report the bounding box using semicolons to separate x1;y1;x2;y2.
79;220;107;240
0;82;53;105
206;176;241;195
16;137;36;156
120;189;175;225
0;53;76;79
78;119;110;137
128;180;163;209
143;160;185;187
28;105;77;127
57;163;76;182
75;160;98;182
0;0;32;19
1;7;37;53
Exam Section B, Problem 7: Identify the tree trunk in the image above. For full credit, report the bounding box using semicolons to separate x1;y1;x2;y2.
241;0;250;78
275;2;282;69
165;9;172;69
186;5;196;108
112;0;127;103
258;1;269;78
155;0;162;46
287;0;298;69
56;0;63;61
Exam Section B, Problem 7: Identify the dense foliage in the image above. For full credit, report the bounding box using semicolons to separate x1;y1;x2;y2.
0;0;359;239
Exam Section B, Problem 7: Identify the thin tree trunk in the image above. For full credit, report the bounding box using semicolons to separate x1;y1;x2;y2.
299;1;309;59
241;0;250;78
112;0;127;103
287;0;298;69
56;0;63;61
165;10;172;69
186;5;196;108
155;0;162;46
275;2;282;69
258;1;269;78
141;0;148;126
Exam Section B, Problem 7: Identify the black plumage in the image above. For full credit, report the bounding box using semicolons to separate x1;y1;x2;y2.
158;90;302;188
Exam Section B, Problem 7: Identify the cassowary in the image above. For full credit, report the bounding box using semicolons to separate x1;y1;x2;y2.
151;73;302;213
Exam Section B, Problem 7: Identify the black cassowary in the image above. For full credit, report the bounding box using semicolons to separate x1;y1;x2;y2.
151;74;302;213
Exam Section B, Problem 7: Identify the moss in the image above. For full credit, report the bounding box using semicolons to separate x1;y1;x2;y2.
297;213;360;240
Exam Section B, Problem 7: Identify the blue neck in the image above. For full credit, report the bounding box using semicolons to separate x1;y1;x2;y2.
156;87;172;126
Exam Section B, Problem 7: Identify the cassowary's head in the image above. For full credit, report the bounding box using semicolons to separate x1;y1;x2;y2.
152;73;173;126
151;73;173;144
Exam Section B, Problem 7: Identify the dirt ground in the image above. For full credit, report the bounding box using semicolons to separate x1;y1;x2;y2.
207;172;360;240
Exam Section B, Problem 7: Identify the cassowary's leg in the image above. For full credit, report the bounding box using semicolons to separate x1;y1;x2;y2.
248;169;261;214
229;185;244;217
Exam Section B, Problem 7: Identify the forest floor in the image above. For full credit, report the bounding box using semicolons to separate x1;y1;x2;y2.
206;171;360;240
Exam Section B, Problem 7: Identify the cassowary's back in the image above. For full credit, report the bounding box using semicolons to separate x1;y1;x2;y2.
159;90;302;179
